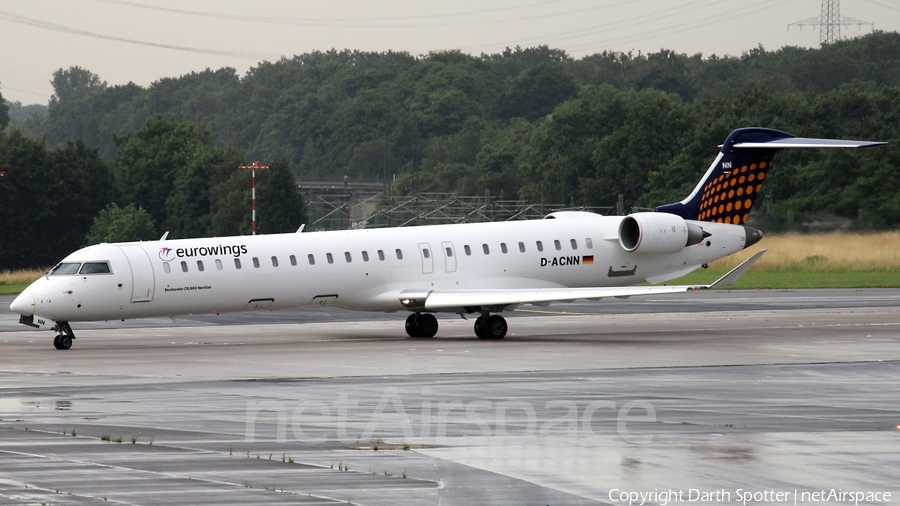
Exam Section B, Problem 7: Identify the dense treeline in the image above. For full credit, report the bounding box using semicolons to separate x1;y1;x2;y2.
0;111;305;269
3;32;900;268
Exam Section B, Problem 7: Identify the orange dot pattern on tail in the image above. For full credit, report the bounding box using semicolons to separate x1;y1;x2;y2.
697;162;769;223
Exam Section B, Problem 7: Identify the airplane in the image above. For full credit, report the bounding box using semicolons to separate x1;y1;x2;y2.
9;128;885;349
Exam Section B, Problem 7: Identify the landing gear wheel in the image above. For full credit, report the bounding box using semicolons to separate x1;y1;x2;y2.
406;313;439;338
418;314;438;338
405;314;420;337
486;315;507;339
473;315;490;339
51;321;75;350
58;335;73;350
475;315;507;339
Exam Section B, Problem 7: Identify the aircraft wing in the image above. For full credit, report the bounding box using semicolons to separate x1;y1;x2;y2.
403;249;766;311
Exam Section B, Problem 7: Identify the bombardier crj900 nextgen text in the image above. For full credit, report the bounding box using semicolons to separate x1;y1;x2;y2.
10;128;885;349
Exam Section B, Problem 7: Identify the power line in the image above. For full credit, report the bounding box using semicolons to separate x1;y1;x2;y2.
0;83;51;99
467;0;715;51
92;1;631;30
568;0;788;52
0;10;278;60
92;0;576;27
860;0;900;12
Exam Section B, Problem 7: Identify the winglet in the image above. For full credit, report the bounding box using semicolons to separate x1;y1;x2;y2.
159;231;169;241
707;249;766;289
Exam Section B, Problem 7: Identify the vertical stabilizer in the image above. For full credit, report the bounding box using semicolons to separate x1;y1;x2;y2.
656;128;885;223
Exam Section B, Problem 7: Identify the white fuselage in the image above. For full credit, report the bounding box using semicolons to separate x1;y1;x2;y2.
15;214;749;323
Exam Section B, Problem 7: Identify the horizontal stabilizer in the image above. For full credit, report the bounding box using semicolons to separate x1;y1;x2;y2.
732;138;886;149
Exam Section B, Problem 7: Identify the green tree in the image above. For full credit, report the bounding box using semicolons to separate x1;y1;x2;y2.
499;62;579;121
114;116;214;228
0;87;9;130
0;132;113;268
50;66;107;104
85;203;157;243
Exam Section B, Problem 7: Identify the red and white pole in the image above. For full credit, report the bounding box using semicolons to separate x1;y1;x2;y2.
239;161;269;235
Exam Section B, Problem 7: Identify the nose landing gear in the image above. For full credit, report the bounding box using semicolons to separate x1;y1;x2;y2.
51;322;75;350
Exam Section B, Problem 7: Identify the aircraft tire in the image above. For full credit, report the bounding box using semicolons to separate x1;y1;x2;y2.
405;314;421;338
418;314;438;338
474;316;489;339
53;335;62;350
58;335;73;350
487;315;507;339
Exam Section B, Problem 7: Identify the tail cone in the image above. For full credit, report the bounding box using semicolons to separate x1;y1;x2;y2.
743;226;763;249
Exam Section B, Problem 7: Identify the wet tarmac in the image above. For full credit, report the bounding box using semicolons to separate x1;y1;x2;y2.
1;290;899;505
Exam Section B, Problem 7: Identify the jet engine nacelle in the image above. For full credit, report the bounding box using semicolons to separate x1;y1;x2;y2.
618;212;706;254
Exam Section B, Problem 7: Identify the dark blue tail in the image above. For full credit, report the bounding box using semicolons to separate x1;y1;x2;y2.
656;128;884;224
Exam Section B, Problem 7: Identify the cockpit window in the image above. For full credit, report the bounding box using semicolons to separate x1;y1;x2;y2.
50;263;81;275
79;262;111;274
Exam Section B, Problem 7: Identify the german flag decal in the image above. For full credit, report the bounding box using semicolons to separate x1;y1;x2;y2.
582;255;594;265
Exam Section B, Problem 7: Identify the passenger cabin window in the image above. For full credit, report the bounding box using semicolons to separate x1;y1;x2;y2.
234;258;242;269
345;252;352;263
423;248;430;258
445;247;453;257
464;245;472;256
554;240;562;251
289;255;297;266
197;260;204;272
163;263;171;274
216;259;223;270
51;263;81;275
482;244;490;255
252;257;260;268
79;262;110;274
308;254;315;265
377;250;385;261
395;249;403;260
536;241;544;252
500;243;508;254
327;253;334;264
570;239;578;250
271;256;278;267
362;251;369;262
518;242;526;253
585;238;593;249
181;261;188;273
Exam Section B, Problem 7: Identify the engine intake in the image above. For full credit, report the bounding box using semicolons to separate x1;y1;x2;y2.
619;212;707;254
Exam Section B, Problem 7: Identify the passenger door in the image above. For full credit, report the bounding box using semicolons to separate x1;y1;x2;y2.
118;245;155;302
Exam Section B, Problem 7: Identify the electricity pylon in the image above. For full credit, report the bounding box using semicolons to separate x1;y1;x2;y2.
788;0;873;45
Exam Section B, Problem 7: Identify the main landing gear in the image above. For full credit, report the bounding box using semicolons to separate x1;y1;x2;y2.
404;312;508;339
51;321;75;350
474;314;507;339
405;313;439;338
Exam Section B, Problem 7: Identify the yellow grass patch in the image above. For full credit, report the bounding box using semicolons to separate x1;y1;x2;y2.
0;268;48;286
709;232;900;272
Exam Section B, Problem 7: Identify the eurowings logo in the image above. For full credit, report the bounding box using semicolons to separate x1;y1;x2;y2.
159;247;176;262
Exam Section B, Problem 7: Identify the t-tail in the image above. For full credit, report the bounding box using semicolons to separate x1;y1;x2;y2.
656;128;886;224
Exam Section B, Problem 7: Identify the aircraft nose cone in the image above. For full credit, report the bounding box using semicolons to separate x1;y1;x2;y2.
743;226;763;249
10;291;36;317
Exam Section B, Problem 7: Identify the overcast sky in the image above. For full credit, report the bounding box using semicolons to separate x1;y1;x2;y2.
1;0;898;105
